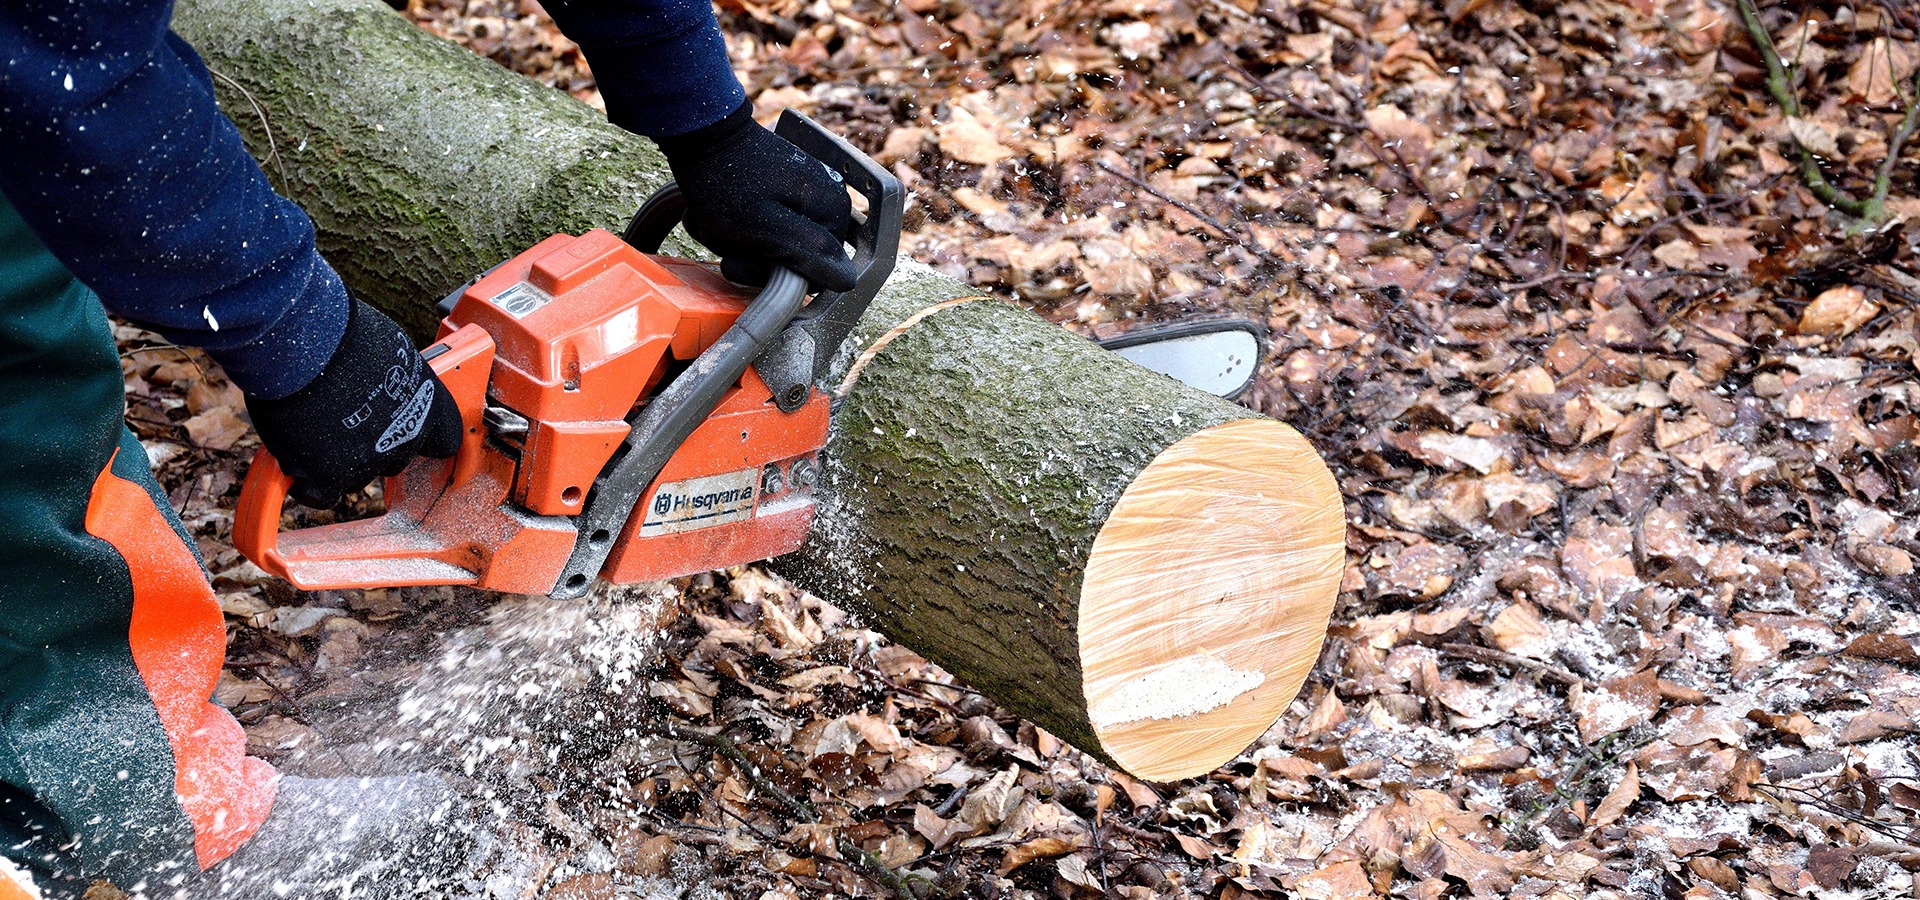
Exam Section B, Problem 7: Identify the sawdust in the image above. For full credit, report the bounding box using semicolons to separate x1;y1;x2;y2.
1085;654;1266;729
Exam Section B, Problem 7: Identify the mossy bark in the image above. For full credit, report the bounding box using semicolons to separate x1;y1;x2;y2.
175;0;1299;775
173;0;690;339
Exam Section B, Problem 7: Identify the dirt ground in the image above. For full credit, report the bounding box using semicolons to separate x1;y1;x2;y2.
119;0;1920;896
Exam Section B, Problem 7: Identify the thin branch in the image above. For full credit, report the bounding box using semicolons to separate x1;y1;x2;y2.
1439;642;1588;688
835;838;919;900
1735;0;1873;217
652;722;815;821
1092;160;1278;263
651;722;920;900
205;66;289;190
1867;69;1920;218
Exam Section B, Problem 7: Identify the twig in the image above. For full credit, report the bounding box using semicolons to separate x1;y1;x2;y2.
205;66;289;190
120;340;212;384
835;837;918;900
1735;0;1920;223
651;722;921;900
1093;160;1279;264
1752;780;1920;845
1869;70;1920;218
1439;642;1587;688
651;722;815;821
1505;729;1655;833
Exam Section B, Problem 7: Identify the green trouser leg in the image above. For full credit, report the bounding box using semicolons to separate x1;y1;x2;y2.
0;195;275;897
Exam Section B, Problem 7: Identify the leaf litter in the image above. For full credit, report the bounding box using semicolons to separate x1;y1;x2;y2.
105;0;1920;895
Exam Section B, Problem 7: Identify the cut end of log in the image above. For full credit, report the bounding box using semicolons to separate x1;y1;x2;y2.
1078;419;1345;781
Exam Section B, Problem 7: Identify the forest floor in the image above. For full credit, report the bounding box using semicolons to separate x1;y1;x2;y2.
117;0;1920;897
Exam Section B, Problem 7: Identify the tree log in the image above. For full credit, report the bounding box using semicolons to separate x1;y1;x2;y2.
173;0;1345;780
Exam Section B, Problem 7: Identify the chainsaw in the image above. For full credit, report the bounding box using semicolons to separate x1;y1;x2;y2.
233;110;903;601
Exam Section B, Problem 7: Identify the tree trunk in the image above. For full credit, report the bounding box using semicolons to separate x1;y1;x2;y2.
173;0;1345;780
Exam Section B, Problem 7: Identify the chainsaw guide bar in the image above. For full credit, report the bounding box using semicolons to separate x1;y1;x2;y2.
233;111;904;599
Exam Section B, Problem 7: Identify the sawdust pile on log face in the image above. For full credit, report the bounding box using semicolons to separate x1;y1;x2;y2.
113;0;1920;895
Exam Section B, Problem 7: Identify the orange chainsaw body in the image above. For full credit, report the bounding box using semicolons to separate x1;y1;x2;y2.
233;228;830;592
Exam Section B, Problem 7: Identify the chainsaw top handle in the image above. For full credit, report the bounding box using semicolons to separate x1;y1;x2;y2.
624;108;904;413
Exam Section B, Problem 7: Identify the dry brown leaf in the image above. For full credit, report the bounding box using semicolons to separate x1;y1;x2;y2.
1663;705;1749;747
1380;541;1466;599
1799;285;1878;337
956;766;1023;833
1841;632;1920;662
1413;432;1508;474
1513;848;1600;884
1837;710;1912;744
1293;859;1374;900
183;407;251;451
1170;831;1216;861
1846;38;1919;106
1849;543;1913;576
184;378;242;416
1054;852;1103;890
1785;117;1840;158
1728;623;1786;683
1107;770;1161;810
1588;762;1639;829
912;804;973;850
1304;688;1348;737
996;837;1076;873
1488;601;1551;657
936;107;1015;165
1078;238;1153;296
1561;524;1637;599
1576;669;1660;743
1365;104;1436;166
1457;742;1529;772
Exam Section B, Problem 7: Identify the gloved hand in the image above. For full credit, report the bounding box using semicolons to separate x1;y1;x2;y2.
246;298;463;508
654;101;857;291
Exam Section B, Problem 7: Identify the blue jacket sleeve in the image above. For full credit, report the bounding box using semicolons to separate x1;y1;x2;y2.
538;0;748;137
0;1;347;400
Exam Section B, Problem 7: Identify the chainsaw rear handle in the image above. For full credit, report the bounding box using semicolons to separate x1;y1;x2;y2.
624;109;903;412
232;324;496;585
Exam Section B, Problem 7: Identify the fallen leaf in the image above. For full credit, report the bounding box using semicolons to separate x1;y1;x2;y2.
253;605;340;637
1576;669;1660;743
1841;632;1920;662
997;837;1075;873
1588;763;1639;829
1850;543;1913;576
956;767;1022;833
937;107;1015;165
1799;285;1878;337
1414;432;1509;474
183;407;252;450
1488;602;1551;658
1786;117;1839;158
1055;852;1103;890
1846;38;1918;106
912;804;974;850
1294;859;1374;900
1170;831;1216;861
1804;845;1857;888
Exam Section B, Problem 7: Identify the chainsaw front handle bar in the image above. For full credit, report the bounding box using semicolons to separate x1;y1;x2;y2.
625;109;904;413
544;111;904;600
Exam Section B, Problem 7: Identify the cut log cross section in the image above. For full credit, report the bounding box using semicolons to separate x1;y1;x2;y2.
1081;419;1344;779
174;0;1348;780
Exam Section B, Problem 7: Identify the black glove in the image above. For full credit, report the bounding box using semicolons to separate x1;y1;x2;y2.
654;102;857;291
246;298;463;508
